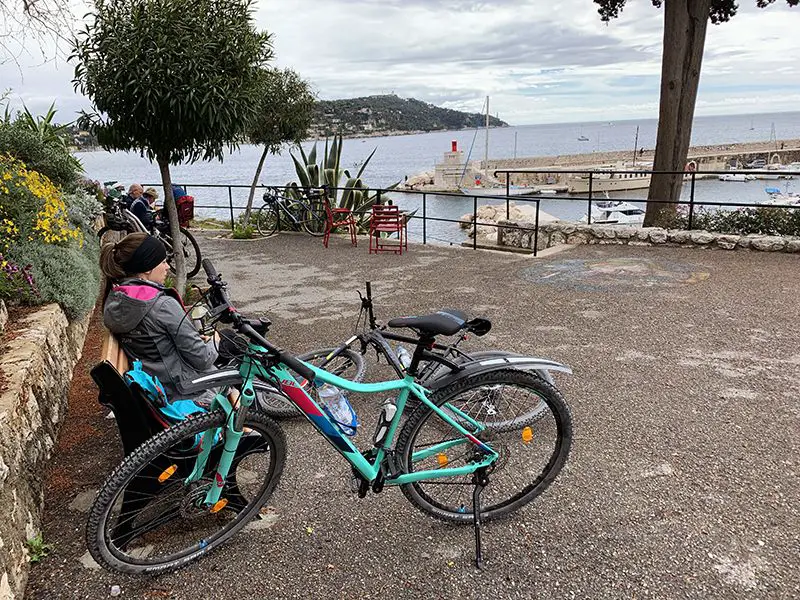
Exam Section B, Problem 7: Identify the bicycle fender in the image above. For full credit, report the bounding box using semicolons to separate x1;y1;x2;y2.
426;356;572;392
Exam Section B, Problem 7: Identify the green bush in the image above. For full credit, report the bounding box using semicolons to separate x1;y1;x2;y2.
0;122;83;189
674;206;800;237
7;238;101;319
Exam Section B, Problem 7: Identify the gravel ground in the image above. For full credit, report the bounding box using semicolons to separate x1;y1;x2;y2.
26;233;800;599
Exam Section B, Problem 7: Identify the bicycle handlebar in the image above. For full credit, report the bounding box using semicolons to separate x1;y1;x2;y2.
201;259;315;382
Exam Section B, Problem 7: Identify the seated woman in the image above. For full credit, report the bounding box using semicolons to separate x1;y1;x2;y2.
100;233;221;408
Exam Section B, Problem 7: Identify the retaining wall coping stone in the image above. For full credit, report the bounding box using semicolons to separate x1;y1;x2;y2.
495;220;800;254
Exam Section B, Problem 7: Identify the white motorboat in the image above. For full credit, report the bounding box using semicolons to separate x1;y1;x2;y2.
580;200;646;225
567;167;651;193
718;173;755;182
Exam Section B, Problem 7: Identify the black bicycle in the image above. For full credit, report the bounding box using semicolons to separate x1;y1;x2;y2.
255;187;327;237
98;196;202;278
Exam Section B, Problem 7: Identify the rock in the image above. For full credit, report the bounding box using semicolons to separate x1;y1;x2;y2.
716;235;739;250
751;236;786;252
78;551;101;571
549;231;567;246
667;230;691;244
566;232;591;245
593;226;617;239
68;489;98;513
690;231;715;245
0;300;7;335
737;235;756;249
615;228;635;240
649;229;668;244
785;239;800;253
635;228;653;241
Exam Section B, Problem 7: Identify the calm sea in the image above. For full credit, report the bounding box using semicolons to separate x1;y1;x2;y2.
79;110;800;245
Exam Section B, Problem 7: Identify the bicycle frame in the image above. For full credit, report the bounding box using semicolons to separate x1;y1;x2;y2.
188;345;499;508
264;191;324;230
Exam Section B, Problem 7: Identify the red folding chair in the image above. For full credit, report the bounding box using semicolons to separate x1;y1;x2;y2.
369;204;407;255
322;193;357;248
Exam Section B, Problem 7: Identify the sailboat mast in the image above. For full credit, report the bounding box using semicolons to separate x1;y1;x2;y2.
484;96;490;175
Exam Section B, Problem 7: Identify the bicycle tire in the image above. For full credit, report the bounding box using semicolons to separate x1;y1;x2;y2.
256;204;280;237
163;228;202;278
86;409;286;575
255;347;367;419
396;369;572;523
297;199;326;237
179;227;202;278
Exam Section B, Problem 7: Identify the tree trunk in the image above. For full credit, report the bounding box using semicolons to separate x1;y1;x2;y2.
157;156;186;294
243;145;269;225
643;0;711;227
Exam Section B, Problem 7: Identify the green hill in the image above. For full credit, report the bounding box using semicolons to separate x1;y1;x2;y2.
310;94;508;138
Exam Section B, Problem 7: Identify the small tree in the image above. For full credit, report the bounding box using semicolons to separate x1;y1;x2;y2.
72;0;272;291
595;0;798;227
242;68;315;225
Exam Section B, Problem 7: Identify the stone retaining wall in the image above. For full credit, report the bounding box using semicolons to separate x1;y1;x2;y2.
0;305;90;599
497;220;800;254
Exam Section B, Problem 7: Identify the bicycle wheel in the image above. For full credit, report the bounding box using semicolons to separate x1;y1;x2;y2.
255;347;367;419
256;204;280;237
164;228;202;278
396;369;572;523
86;409;286;575
296;198;326;237
179;227;202;277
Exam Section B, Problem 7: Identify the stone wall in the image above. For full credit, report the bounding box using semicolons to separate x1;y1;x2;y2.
0;305;90;599
497;220;800;254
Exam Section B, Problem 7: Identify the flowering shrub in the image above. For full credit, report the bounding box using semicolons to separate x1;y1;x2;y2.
0;254;39;304
0;154;83;245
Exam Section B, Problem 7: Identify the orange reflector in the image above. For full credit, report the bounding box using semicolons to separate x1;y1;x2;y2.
437;453;449;467
210;499;228;514
158;464;177;483
521;427;533;444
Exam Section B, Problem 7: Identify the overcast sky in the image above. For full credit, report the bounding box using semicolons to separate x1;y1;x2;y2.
2;0;799;125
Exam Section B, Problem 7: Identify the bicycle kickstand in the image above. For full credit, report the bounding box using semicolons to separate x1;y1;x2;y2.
472;468;489;569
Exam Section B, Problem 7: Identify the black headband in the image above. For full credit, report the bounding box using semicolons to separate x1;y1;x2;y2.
121;235;167;274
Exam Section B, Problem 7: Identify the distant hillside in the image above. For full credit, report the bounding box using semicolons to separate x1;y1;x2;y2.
309;94;508;138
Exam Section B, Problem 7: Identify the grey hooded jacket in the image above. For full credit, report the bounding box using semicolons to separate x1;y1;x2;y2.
103;278;219;398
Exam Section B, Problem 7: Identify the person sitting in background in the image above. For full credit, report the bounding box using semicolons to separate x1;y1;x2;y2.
125;184;156;231
101;233;220;407
143;187;160;209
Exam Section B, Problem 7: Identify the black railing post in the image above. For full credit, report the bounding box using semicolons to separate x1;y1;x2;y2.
422;192;427;245
533;199;540;257
228;186;234;230
377;189;382;206
473;195;478;250
688;172;696;230
505;173;510;220
587;173;594;225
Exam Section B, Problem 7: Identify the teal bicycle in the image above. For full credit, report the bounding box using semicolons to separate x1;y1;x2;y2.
86;260;573;574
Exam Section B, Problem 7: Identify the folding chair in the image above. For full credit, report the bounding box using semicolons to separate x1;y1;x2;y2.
322;193;357;248
369;204;407;254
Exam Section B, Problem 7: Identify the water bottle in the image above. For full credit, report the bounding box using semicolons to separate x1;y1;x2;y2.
395;345;412;370
317;383;358;436
372;398;397;447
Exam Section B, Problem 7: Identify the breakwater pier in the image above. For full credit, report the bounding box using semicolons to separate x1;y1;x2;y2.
405;138;800;192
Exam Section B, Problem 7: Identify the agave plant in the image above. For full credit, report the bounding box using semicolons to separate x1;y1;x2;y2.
287;133;405;230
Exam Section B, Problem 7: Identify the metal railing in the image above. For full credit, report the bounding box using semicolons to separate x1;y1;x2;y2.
144;166;799;257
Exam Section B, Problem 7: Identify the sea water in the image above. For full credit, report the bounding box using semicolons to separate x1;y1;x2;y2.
78;110;800;245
